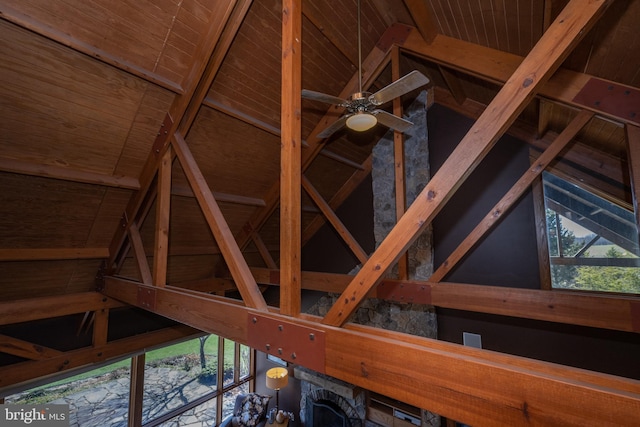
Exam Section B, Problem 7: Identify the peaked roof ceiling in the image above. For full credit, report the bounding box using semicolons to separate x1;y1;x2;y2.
2;1;640;423
1;0;638;300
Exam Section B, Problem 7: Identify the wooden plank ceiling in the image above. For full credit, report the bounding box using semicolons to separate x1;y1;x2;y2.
1;0;639;424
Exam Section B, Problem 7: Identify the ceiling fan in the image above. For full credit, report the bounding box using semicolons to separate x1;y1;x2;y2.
302;0;430;139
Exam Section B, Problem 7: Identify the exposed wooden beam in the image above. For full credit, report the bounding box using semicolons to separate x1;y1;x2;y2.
101;276;640;426
302;176;369;265
249;267;640;333
318;149;366;170
153;147;172;287
531;175;553;290
399;21;637;127
128;223;153;285
0;293;122;327
203;97;282;138
0;334;63;360
323;0;612;327
392;46;409;280
402;0;438;43
250;231;278;270
92;308;109;347
235;26;394;255
0;324;198;394
128;355;146;427
437;87;627;187
0;155;263;208
280;0;303;316
250;267;351;294
438;65;467;104
301;3;356;67
430;110;595;282
0;5;183;94
171;183;266;207
302;155;373;246
435;86;631;206
626;124;640;245
171;277;237;294
0;248;109;261
550;257;640;267
537;98;553;137
107;0;245;274
172;132;267;310
0;156;139;190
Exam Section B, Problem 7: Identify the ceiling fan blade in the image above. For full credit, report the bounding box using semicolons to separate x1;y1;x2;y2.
316;115;349;139
373;110;414;132
301;89;347;106
369;70;430;106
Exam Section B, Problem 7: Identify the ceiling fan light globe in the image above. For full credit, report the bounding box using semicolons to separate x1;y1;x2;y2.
346;112;377;132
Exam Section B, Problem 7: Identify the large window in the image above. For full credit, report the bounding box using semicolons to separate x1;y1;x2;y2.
543;172;640;294
5;359;132;426
5;335;254;427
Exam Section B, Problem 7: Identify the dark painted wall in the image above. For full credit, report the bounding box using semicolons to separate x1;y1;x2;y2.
428;104;640;380
300;104;640;381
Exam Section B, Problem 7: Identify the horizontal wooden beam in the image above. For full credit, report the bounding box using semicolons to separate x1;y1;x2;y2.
250;268;639;333
434;87;628;189
0;248;109;261
0;156;140;190
551;256;640;267
171;183;266;207
251;267;352;294
0;156;265;208
0;5;183;94
400;26;638;127
0;292;123;326
0;324;198;394
101;276;640;426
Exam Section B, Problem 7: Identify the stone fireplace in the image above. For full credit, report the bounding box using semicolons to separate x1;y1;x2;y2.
303;91;439;427
296;366;365;427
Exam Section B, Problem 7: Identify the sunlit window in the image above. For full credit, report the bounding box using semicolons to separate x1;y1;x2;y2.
5;359;131;426
5;335;254;427
543;172;640;294
143;336;219;423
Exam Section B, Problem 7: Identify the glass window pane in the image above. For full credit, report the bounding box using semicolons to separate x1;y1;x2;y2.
239;344;250;379
6;359;131;427
143;336;218;423
222;382;250;421
543;172;640;294
223;339;235;387
156;397;216;427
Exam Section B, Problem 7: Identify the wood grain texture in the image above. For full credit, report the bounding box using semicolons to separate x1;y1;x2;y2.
323;0;612;327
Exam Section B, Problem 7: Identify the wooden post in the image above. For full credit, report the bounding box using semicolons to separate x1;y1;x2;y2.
153;146;172;287
128;354;145;427
280;0;302;316
392;46;409;280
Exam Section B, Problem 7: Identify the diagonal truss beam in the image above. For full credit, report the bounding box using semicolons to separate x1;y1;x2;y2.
107;0;251;274
322;0;612;327
172;133;267;310
430;109;595;282
302;175;369;264
0;334;62;360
